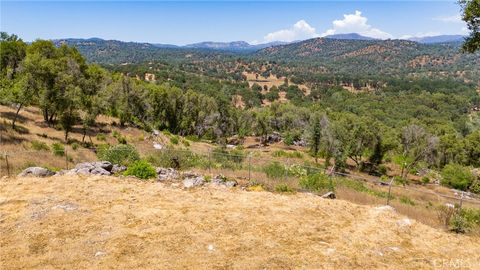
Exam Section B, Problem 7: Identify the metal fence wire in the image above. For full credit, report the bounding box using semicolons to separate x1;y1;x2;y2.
1;146;480;210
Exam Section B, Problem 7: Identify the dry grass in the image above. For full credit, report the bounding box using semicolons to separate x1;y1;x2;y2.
1;175;479;269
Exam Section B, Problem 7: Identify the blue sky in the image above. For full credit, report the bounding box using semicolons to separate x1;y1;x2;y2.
0;1;468;45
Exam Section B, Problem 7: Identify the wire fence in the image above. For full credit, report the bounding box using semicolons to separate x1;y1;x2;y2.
1;145;479;211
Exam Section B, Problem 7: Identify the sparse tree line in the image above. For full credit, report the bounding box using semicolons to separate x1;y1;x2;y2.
1;33;479;193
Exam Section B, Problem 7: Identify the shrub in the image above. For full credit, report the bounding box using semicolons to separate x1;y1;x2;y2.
264;161;287;179
96;133;107;141
377;164;388;175
123;160;156;179
287;164;307;177
145;148;206;170
421;176;430;185
170;136;179;145
31;140;49;151
275;184;295;193
51;143;65;156
272;150;303;159
185;135;200;142
299;173;335;192
441;164;474;191
181;139;190;147
71;142;80;151
211;147;245;169
470;181;480;194
97;144;140;166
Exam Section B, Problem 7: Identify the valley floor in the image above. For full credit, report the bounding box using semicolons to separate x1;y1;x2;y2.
1;175;479;269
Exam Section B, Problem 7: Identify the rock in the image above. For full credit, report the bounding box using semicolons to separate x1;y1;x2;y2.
293;139;307;147
210;174;237;188
18;167;55;177
156;167;179;181
75;162;95;171
93;161;113;171
152;129;160;136
396;218;413;227
76;168;92;175
262;132;282;145
111;164;127;174
183;176;205;188
95;251;107;257
321;191;336;199
90;167;111;176
153;142;163;150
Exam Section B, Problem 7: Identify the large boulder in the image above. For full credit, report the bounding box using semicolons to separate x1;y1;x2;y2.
18;167;55;177
93;161;113;171
90;167;111;176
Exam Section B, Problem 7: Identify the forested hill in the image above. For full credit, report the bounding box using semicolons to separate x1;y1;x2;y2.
255;38;480;82
54;37;480;82
53;38;238;64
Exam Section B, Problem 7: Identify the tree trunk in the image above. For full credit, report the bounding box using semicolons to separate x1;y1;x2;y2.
12;103;23;129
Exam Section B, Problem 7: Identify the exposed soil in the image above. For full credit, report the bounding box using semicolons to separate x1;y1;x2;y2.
1;175;479;269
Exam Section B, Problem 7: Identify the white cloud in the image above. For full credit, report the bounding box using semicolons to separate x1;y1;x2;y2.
261;20;319;43
320;10;392;40
434;15;462;23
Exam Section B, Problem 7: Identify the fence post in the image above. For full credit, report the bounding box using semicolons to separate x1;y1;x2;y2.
248;153;252;182
458;191;464;211
284;158;289;182
65;146;68;170
5;152;10;177
386;177;394;205
208;149;212;175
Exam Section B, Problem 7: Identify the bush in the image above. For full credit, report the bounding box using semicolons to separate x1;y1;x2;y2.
264;161;287;179
71;142;80;151
51;143;65;156
145;148;206;170
170;136;179;145
97;144;140;166
31;140;49;151
299;173;335;192
470;181;480;194
96;133;107;141
275;184;295;193
272;150;303;159
441;164;474;191
123;160;156;179
421;176;430;185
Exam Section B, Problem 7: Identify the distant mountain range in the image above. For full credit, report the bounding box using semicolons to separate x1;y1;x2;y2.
324;33;377;41
53;33;466;55
184;41;289;51
406;35;465;44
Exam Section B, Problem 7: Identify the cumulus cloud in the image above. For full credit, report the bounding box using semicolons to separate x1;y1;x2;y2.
321;10;392;39
261;20;319;43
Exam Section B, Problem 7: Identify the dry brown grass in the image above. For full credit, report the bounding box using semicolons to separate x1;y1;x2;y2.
1;175;479;269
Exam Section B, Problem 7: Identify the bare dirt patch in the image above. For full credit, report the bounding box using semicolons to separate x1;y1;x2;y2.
1;175;479;269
